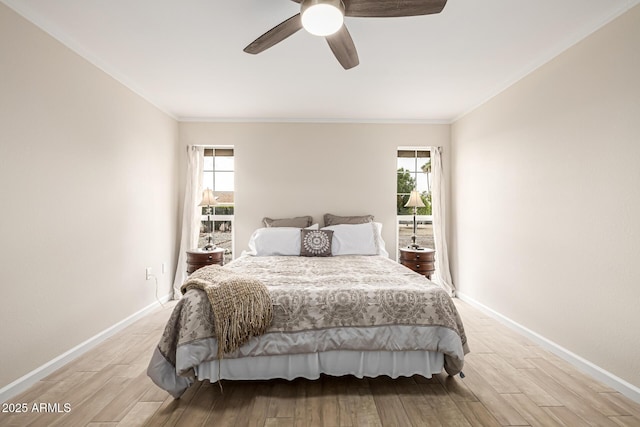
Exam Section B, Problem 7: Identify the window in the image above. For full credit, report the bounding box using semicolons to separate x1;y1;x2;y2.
397;148;433;255
201;147;234;263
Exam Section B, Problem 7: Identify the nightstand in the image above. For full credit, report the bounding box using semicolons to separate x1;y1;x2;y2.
399;247;435;279
186;248;225;274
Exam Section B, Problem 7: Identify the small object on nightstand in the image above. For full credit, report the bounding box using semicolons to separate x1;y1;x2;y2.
399;247;435;279
186;248;225;275
404;189;426;249
198;188;218;250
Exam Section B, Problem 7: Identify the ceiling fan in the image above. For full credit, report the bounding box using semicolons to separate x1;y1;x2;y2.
244;0;448;70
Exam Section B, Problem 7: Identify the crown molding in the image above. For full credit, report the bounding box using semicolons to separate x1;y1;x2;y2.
1;0;177;121
177;116;453;125
452;0;640;123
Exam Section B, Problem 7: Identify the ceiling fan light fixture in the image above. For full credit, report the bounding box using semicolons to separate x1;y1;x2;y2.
301;0;345;37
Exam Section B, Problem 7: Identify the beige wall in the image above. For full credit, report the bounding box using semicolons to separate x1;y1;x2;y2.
179;122;451;259
0;4;179;389
451;5;640;388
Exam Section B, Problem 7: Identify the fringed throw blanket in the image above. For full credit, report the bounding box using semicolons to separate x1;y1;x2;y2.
180;265;273;360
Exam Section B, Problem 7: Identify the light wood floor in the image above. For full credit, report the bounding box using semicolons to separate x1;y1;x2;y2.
2;300;640;427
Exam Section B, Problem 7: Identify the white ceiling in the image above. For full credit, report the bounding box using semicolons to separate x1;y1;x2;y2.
3;0;638;122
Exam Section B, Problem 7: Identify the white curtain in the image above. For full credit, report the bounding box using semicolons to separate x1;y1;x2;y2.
428;146;455;296
173;146;205;299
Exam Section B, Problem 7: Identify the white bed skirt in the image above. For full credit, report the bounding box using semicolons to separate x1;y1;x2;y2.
195;350;444;383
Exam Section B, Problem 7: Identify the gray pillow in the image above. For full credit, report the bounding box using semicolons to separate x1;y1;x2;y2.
323;213;374;226
263;216;313;228
300;229;333;257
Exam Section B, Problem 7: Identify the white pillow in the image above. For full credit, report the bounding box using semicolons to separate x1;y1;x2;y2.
246;224;319;256
322;222;388;257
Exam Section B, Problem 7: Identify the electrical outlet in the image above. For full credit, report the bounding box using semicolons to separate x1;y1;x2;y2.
145;267;152;280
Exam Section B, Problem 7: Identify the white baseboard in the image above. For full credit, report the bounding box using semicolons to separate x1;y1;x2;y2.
456;292;640;404
0;294;172;404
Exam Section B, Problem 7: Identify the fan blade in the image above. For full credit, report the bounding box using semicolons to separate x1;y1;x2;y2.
290;0;447;18
326;25;359;69
244;14;303;54
346;0;447;17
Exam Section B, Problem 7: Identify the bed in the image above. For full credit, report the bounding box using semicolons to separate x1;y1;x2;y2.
147;221;469;398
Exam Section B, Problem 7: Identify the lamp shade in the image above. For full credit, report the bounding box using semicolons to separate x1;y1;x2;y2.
404;190;426;208
301;0;344;36
198;188;217;207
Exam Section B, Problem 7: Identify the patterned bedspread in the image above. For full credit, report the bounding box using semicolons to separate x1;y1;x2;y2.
148;255;469;397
